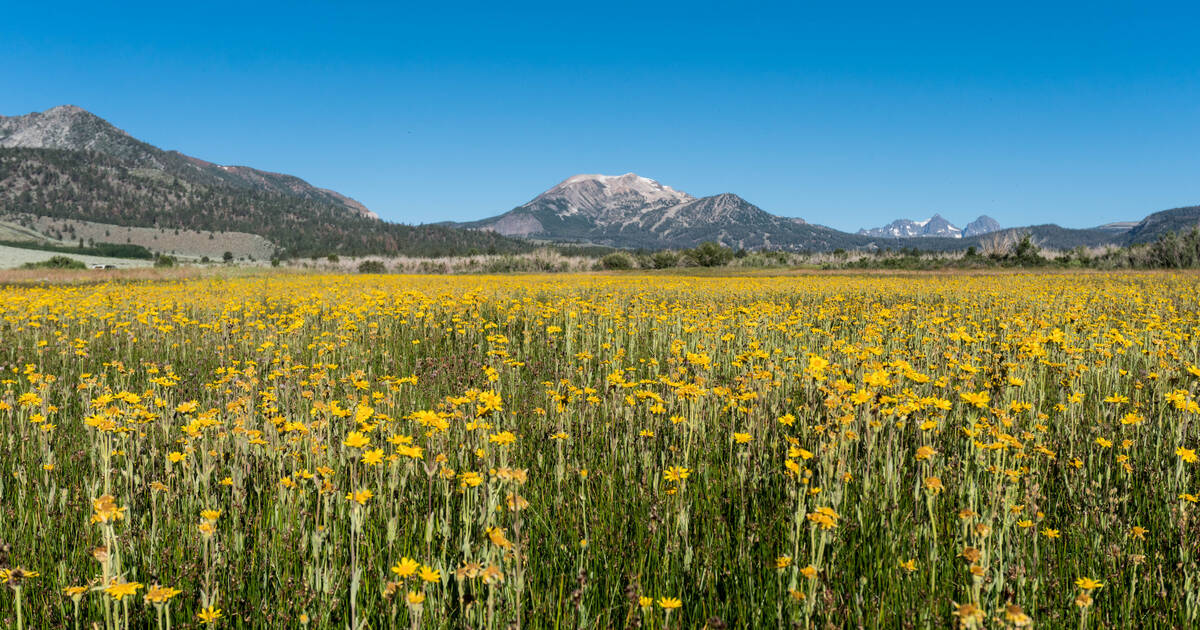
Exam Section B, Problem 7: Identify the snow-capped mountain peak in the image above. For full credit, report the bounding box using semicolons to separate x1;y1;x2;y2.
524;172;694;222
464;173;823;250
858;213;1000;239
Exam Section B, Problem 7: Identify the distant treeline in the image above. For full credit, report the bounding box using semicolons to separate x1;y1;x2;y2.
590;230;1200;272
1116;228;1200;268
0;239;154;259
831;229;1200;270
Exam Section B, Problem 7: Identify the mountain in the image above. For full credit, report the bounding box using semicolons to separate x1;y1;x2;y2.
0;105;376;218
963;215;1002;237
0;106;526;257
1122;205;1200;244
5;107;1190;259
522;173;694;223
858;215;957;238
858;214;1002;239
969;225;1121;250
460;173;1156;253
461;173;857;250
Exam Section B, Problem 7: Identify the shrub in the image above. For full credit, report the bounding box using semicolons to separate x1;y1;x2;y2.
21;256;86;269
484;256;542;273
357;260;387;274
650;251;681;269
1010;234;1045;266
686;242;735;267
600;253;635;270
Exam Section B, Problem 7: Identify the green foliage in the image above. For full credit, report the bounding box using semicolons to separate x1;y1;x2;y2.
0;239;153;259
649;251;681;269
357;260;387;274
153;255;176;268
20;255;86;269
1111;227;1200;268
599;253;634;270
480;255;567;274
1009;234;1045;266
686;241;735;267
734;251;793;268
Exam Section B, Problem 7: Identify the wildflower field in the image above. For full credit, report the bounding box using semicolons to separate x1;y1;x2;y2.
2;271;1200;629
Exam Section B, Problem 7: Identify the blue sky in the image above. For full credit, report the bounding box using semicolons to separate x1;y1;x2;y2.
3;1;1198;231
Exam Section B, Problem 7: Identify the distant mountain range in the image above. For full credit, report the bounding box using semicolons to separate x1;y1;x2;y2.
1;106;1198;257
0;105;525;257
858;214;1002;239
457;173;1198;252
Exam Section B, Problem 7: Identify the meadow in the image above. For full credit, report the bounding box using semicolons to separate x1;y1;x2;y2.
1;271;1198;629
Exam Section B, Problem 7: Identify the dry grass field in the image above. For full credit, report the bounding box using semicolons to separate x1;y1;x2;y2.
1;215;277;261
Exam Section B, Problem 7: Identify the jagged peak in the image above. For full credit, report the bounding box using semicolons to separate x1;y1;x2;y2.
43;104;89;116
859;214;966;238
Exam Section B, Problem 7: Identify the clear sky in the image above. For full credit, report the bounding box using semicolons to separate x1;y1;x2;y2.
3;1;1198;231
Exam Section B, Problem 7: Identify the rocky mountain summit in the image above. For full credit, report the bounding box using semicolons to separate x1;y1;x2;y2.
858;214;1002;239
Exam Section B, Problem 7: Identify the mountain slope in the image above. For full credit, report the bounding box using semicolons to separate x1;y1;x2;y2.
1123;205;1200;244
967;225;1120;251
0;147;526;258
0;106;528;257
0;105;376;218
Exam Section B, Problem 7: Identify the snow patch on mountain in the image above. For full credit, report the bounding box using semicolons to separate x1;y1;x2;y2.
859;214;1001;239
529;173;693;219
